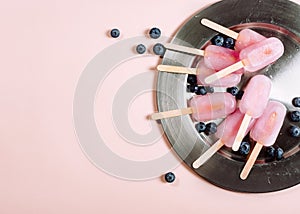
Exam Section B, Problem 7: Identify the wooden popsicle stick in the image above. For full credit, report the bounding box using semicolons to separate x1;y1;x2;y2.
150;107;193;120
157;65;198;75
192;139;224;169
240;143;263;180
232;113;252;151
164;43;205;56
201;18;239;40
204;61;244;84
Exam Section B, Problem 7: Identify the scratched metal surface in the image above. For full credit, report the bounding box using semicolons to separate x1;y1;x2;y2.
156;0;300;192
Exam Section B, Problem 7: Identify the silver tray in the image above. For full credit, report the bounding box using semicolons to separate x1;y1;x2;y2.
157;0;300;193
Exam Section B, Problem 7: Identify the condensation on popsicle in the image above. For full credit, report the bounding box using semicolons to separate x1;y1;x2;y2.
240;101;286;180
150;92;236;121
231;75;272;151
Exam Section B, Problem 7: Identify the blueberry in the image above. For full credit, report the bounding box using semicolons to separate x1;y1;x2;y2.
211;34;225;47
289;125;300;137
236;90;244;100
239;141;251;155
136;44;146;54
164;172;175;183
275;147;284;160
292;97;300;107
195;86;207;95
205;86;214;93
226;87;239;96
110;28;120;38
187;84;198;93
153;43;165;56
149;27;161;39
187;74;197;85
205;122;217;135
195;122;206;133
224;37;235;49
290;111;300;122
266;146;276;158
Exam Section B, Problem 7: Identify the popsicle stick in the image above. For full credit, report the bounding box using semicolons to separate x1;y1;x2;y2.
157;65;198;75
150;107;193;120
201;18;239;40
164;43;205;56
232;114;252;151
192;139;224;169
204;61;244;84
240;143;263;180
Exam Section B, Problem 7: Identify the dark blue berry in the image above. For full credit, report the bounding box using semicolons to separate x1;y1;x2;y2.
289;125;300;137
187;75;197;84
187;84;198;93
224;37;235;49
195;122;206;133
205;122;217;135
292;97;300;107
275;147;284;160
290;111;300;122
211;35;225;47
149;27;161;39
236;90;244;100
266;146;276;158
205;86;214;93
110;28;120;38
164;172;175;183
153;43;165;56
195;86;207;95
226;87;239;96
136;44;146;54
239;141;251;155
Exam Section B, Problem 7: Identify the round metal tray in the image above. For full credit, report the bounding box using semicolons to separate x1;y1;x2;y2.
157;0;300;193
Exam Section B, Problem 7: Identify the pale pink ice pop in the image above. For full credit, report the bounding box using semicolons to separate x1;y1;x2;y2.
240;101;286;180
205;37;284;84
150;92;236;121
197;60;242;87
189;92;236;122
193;109;254;168
231;75;272;151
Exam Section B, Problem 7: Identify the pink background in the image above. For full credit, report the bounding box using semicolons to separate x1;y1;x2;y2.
1;0;300;213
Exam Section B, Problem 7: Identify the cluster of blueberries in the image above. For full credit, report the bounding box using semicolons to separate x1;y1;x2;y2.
289;97;300;137
110;28;165;56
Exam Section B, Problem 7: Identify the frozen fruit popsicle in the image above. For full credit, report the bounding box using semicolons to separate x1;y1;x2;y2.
231;75;272;151
197;59;242;87
193;109;255;169
201;19;266;51
204;37;284;84
158;44;242;75
240;101;286;180
150;92;236;121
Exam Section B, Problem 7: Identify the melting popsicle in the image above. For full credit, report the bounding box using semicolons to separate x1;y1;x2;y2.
193;109;255;168
231;75;272;151
240;101;286;180
150;92;236;121
204;37;284;84
201;18;266;51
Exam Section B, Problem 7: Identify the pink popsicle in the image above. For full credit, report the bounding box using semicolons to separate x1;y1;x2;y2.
240;101;286;180
197;60;242;87
231;75;272;151
235;29;266;51
189;92;236;122
193;109;255;168
204;37;284;84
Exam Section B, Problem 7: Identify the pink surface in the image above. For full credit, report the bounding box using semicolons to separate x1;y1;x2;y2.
1;0;300;214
